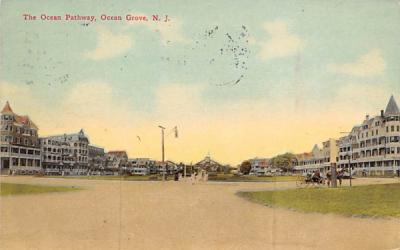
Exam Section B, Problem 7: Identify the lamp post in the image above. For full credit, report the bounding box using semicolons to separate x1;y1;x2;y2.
348;137;353;187
158;125;166;180
341;132;353;187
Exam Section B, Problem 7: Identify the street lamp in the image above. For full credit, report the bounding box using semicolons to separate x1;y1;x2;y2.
348;136;353;187
158;125;166;180
340;132;353;187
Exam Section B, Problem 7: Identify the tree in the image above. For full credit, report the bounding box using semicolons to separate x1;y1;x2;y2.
271;153;296;172
240;161;252;175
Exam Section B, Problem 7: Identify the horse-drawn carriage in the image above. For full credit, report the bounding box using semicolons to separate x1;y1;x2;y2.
296;172;325;187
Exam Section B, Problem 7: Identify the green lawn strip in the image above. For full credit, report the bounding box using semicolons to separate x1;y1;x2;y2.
1;182;82;196
238;183;400;218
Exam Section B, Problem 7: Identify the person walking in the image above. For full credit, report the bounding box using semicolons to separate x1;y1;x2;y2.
337;169;344;186
190;172;195;185
326;171;332;187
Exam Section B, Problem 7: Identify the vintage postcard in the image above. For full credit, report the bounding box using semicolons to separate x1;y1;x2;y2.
0;0;399;249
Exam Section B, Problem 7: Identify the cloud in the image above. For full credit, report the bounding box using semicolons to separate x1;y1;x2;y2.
328;49;386;77
149;19;188;44
84;27;133;60
61;81;114;117
258;20;304;60
0;81;36;113
154;83;204;118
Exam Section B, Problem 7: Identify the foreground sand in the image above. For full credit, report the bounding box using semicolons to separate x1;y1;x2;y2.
1;176;399;250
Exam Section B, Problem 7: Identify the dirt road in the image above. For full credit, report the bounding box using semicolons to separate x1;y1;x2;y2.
1;177;399;250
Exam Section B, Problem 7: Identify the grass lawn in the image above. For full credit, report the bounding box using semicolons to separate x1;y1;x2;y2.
1;182;81;196
238;183;400;218
209;174;299;182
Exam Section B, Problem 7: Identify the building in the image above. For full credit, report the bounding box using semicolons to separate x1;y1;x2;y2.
338;96;400;176
105;150;128;174
194;156;224;172
293;138;339;174
128;158;155;175
40;129;89;175
248;158;271;175
0;102;42;175
88;145;106;174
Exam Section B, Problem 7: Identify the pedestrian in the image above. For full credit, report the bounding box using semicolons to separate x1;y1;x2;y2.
326;171;331;187
191;172;195;185
174;172;179;181
178;172;182;181
337;169;344;186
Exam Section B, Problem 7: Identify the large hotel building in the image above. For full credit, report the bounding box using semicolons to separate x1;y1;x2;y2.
0;102;41;174
40;130;90;175
293;138;339;174
338;96;400;176
293;96;400;176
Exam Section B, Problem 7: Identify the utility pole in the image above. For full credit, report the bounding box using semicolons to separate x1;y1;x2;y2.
341;132;353;187
348;135;353;187
158;125;166;180
331;162;337;188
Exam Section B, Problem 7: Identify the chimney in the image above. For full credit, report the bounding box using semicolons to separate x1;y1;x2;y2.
381;110;384;117
366;114;369;120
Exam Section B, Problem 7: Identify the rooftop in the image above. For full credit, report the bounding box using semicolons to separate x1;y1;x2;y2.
384;95;400;116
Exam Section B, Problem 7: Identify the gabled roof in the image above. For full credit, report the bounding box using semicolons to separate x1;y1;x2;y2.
1;102;38;130
1;101;14;114
194;156;224;167
384;95;400;116
107;151;128;159
15;115;38;130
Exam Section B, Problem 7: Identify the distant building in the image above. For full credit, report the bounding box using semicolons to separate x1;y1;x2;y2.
88;145;106;174
338;96;400;176
248;158;271;175
105;150;128;174
40;129;89;175
0;102;41;175
128;158;154;175
194;156;224;172
293;138;339;174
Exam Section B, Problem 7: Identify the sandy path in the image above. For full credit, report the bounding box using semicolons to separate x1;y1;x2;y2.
0;177;399;250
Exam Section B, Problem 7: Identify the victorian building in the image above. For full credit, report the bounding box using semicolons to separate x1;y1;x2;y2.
88;145;106;174
248;158;272;175
128;158;155;175
40;129;89;175
105;150;128;174
338;96;400;176
194;156;224;172
293;138;339;174
0;102;42;174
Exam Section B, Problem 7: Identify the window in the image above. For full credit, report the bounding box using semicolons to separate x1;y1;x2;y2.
12;158;18;166
391;126;395;132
